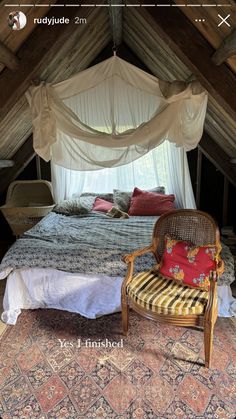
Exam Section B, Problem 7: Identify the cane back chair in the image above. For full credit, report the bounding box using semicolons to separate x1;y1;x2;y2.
121;209;223;368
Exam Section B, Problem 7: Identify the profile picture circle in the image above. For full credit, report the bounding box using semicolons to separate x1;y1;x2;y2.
8;11;27;31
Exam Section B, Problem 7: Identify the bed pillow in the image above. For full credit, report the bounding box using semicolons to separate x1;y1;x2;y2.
113;190;131;213
113;186;165;212
128;187;175;216
106;207;129;219
53;198;89;216
93;197;113;212
74;192;113;211
158;235;222;289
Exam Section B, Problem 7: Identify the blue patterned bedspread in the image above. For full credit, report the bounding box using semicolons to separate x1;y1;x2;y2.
0;211;234;285
0;212;158;277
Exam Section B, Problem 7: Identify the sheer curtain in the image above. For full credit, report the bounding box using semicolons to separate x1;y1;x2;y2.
51;141;196;209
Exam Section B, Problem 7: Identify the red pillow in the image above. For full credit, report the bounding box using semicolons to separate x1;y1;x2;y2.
93;198;113;212
128;187;175;216
159;236;222;289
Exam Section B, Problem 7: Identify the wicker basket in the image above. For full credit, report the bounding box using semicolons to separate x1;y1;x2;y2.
0;180;55;236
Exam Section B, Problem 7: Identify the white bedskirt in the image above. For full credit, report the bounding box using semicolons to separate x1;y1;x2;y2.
0;268;235;325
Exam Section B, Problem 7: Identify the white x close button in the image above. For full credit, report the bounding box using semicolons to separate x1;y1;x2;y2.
218;14;231;27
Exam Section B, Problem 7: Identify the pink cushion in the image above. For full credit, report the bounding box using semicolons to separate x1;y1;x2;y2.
93;197;113;212
128;187;175;216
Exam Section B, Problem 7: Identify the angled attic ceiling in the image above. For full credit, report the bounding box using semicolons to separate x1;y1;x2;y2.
0;0;236;191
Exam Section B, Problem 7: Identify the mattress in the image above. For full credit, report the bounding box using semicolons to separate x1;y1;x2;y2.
0;211;235;324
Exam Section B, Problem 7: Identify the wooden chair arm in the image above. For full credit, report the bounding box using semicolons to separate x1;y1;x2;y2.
205;270;218;324
216;258;224;276
122;245;155;264
121;245;155;300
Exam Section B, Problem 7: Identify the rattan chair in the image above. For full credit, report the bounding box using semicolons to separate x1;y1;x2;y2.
121;209;222;368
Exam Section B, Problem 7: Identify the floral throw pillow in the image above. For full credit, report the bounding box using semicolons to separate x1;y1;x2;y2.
158;236;223;289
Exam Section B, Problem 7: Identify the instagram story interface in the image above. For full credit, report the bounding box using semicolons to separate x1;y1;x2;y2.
0;1;236;419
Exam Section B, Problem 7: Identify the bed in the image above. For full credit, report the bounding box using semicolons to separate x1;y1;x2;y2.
0;210;235;324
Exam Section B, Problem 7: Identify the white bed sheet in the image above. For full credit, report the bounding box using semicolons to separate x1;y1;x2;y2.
0;268;123;325
0;267;235;325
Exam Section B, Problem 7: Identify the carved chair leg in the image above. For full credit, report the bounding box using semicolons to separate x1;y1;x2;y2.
122;298;129;336
204;321;215;368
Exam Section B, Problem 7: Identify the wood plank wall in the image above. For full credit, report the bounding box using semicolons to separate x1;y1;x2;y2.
187;148;236;231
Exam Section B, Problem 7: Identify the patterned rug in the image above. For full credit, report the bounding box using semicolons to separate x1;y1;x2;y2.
0;279;7;338
0;309;235;418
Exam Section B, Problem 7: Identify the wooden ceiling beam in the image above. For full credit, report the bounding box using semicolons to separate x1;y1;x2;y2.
0;42;20;71
108;0;123;47
0;160;14;169
141;5;236;121
199;132;236;187
0;1;94;120
212;29;236;66
0;135;35;194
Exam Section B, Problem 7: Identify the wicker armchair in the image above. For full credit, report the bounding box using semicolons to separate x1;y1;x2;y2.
122;209;222;368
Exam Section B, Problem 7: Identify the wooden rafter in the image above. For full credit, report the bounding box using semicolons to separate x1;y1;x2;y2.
0;136;35;194
0;18;111;193
196;149;202;210
0;42;20;71
0;3;111;161
199;132;236;187
212;30;236;66
141;5;236;121
0;160;14;169
0;1;95;120
108;0;123;47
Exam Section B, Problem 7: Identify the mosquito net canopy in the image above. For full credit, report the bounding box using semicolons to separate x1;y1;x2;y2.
26;56;207;171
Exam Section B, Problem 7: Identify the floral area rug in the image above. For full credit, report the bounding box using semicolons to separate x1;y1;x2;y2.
0;309;235;418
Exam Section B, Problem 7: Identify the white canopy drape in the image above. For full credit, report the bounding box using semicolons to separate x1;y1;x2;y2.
26;56;207;171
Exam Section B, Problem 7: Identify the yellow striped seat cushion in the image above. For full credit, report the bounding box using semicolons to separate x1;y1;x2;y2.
127;270;209;315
